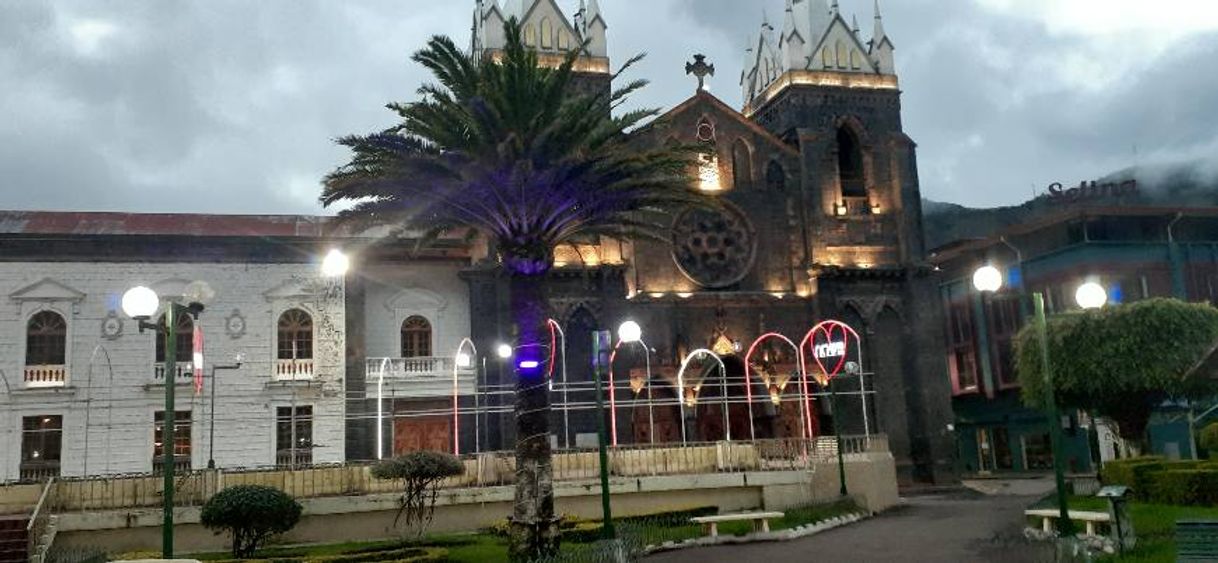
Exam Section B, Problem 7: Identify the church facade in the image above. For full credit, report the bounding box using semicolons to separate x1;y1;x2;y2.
460;0;955;484
0;0;955;486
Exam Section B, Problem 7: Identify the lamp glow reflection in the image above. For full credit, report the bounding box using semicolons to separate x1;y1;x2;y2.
972;265;1003;293
320;249;350;278
121;286;159;319
1076;282;1108;310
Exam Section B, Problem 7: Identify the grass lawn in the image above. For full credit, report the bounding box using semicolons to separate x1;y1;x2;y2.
162;499;862;562
1032;495;1218;562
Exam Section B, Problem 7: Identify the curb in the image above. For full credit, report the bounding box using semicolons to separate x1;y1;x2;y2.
642;511;871;555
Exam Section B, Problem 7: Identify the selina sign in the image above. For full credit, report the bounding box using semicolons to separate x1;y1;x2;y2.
1047;179;1138;203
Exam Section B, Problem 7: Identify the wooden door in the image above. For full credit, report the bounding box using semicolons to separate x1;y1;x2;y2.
393;416;452;454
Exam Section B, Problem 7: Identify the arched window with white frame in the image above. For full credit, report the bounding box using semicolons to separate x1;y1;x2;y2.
400;315;432;358
277;308;314;379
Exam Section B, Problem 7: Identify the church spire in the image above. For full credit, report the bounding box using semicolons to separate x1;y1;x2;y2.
852;14;860;36
587;0;603;24
830;0;840;17
782;0;796;39
873;0;888;44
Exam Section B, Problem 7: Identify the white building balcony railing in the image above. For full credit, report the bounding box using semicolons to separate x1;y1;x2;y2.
276;359;315;381
365;357;476;397
24;365;67;388
152;362;193;384
366;357;468;379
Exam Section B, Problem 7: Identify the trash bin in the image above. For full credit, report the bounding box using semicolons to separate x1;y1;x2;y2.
1097;485;1136;552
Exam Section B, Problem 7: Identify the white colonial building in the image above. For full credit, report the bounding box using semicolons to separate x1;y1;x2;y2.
0;211;475;481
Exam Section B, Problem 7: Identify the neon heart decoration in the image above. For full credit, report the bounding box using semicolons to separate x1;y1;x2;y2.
802;320;859;387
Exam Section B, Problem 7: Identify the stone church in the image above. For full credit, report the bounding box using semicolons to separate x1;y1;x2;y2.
455;0;956;484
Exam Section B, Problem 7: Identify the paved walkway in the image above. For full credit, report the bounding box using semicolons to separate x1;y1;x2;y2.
647;489;1055;563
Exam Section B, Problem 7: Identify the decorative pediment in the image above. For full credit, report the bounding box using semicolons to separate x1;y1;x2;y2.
263;277;321;301
10;278;85;302
151;278;192;300
385;288;448;312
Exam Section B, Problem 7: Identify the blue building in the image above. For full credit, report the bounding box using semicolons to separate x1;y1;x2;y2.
931;206;1218;474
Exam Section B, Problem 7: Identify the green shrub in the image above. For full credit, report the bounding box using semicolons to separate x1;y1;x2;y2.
200;485;303;558
371;451;465;538
1101;457;1166;498
1148;469;1218;506
1201;423;1218;457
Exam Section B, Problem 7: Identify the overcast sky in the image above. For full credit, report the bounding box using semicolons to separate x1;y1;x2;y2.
2;0;1217;214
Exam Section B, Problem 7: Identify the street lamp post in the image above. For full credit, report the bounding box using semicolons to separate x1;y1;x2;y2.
122;285;207;559
613;321;653;444
591;330;614;539
207;358;243;469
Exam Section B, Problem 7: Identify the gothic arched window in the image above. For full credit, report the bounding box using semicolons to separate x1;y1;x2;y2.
558;30;569;50
732;139;752;189
400;316;432;358
836;41;847;69
524;24;537;47
822;47;832;68
850;49;861;69
26;311;66;366
837;126;867;197
155;313;194;363
540;18;553;48
277;309;313;360
766;160;786;192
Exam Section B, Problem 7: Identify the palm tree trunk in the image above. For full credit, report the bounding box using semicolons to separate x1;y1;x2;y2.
507;272;560;561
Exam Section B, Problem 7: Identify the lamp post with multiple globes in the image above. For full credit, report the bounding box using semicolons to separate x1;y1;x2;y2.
123;250;347;559
973;264;1108;538
121;284;207;559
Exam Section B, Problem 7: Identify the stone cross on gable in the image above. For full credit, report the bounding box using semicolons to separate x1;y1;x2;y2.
685;54;714;92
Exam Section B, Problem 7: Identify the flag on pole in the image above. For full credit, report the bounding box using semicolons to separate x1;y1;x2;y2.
193;325;204;395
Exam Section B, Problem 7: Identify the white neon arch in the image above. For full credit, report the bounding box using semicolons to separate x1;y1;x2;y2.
452;338;477;455
676;348;730;445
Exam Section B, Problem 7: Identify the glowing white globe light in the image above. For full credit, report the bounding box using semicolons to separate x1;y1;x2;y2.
321;249;350;278
618;320;642;344
1076;282;1108;310
456;352;473;368
496;343;513;359
121;286;159;319
972;265;1003;293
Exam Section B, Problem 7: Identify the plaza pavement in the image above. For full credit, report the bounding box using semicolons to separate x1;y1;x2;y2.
648;479;1058;562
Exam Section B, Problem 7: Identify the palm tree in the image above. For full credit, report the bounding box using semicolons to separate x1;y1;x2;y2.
322;20;708;559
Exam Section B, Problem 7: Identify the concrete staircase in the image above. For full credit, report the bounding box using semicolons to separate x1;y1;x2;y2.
0;515;29;563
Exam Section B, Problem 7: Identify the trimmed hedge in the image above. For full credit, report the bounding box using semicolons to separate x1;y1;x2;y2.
1148;470;1218;506
1102;457;1218;505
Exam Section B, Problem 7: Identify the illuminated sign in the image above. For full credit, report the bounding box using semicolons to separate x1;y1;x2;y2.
813;340;846;360
1047;180;1138;203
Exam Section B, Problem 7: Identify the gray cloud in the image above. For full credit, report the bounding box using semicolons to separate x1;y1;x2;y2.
1;0;1216;213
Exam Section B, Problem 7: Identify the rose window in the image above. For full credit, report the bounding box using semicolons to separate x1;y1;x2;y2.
671;204;756;288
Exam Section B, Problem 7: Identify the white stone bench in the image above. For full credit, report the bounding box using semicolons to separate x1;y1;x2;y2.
1025;508;1111;537
690;511;785;537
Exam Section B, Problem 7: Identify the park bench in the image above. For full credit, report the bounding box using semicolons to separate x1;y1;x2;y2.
690;511;784;537
1024;508;1111;537
1177;520;1218;562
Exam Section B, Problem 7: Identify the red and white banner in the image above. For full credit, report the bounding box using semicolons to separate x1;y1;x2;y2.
193;325;204;395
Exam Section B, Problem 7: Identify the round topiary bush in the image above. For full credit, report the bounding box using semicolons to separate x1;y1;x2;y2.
200;484;303;558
